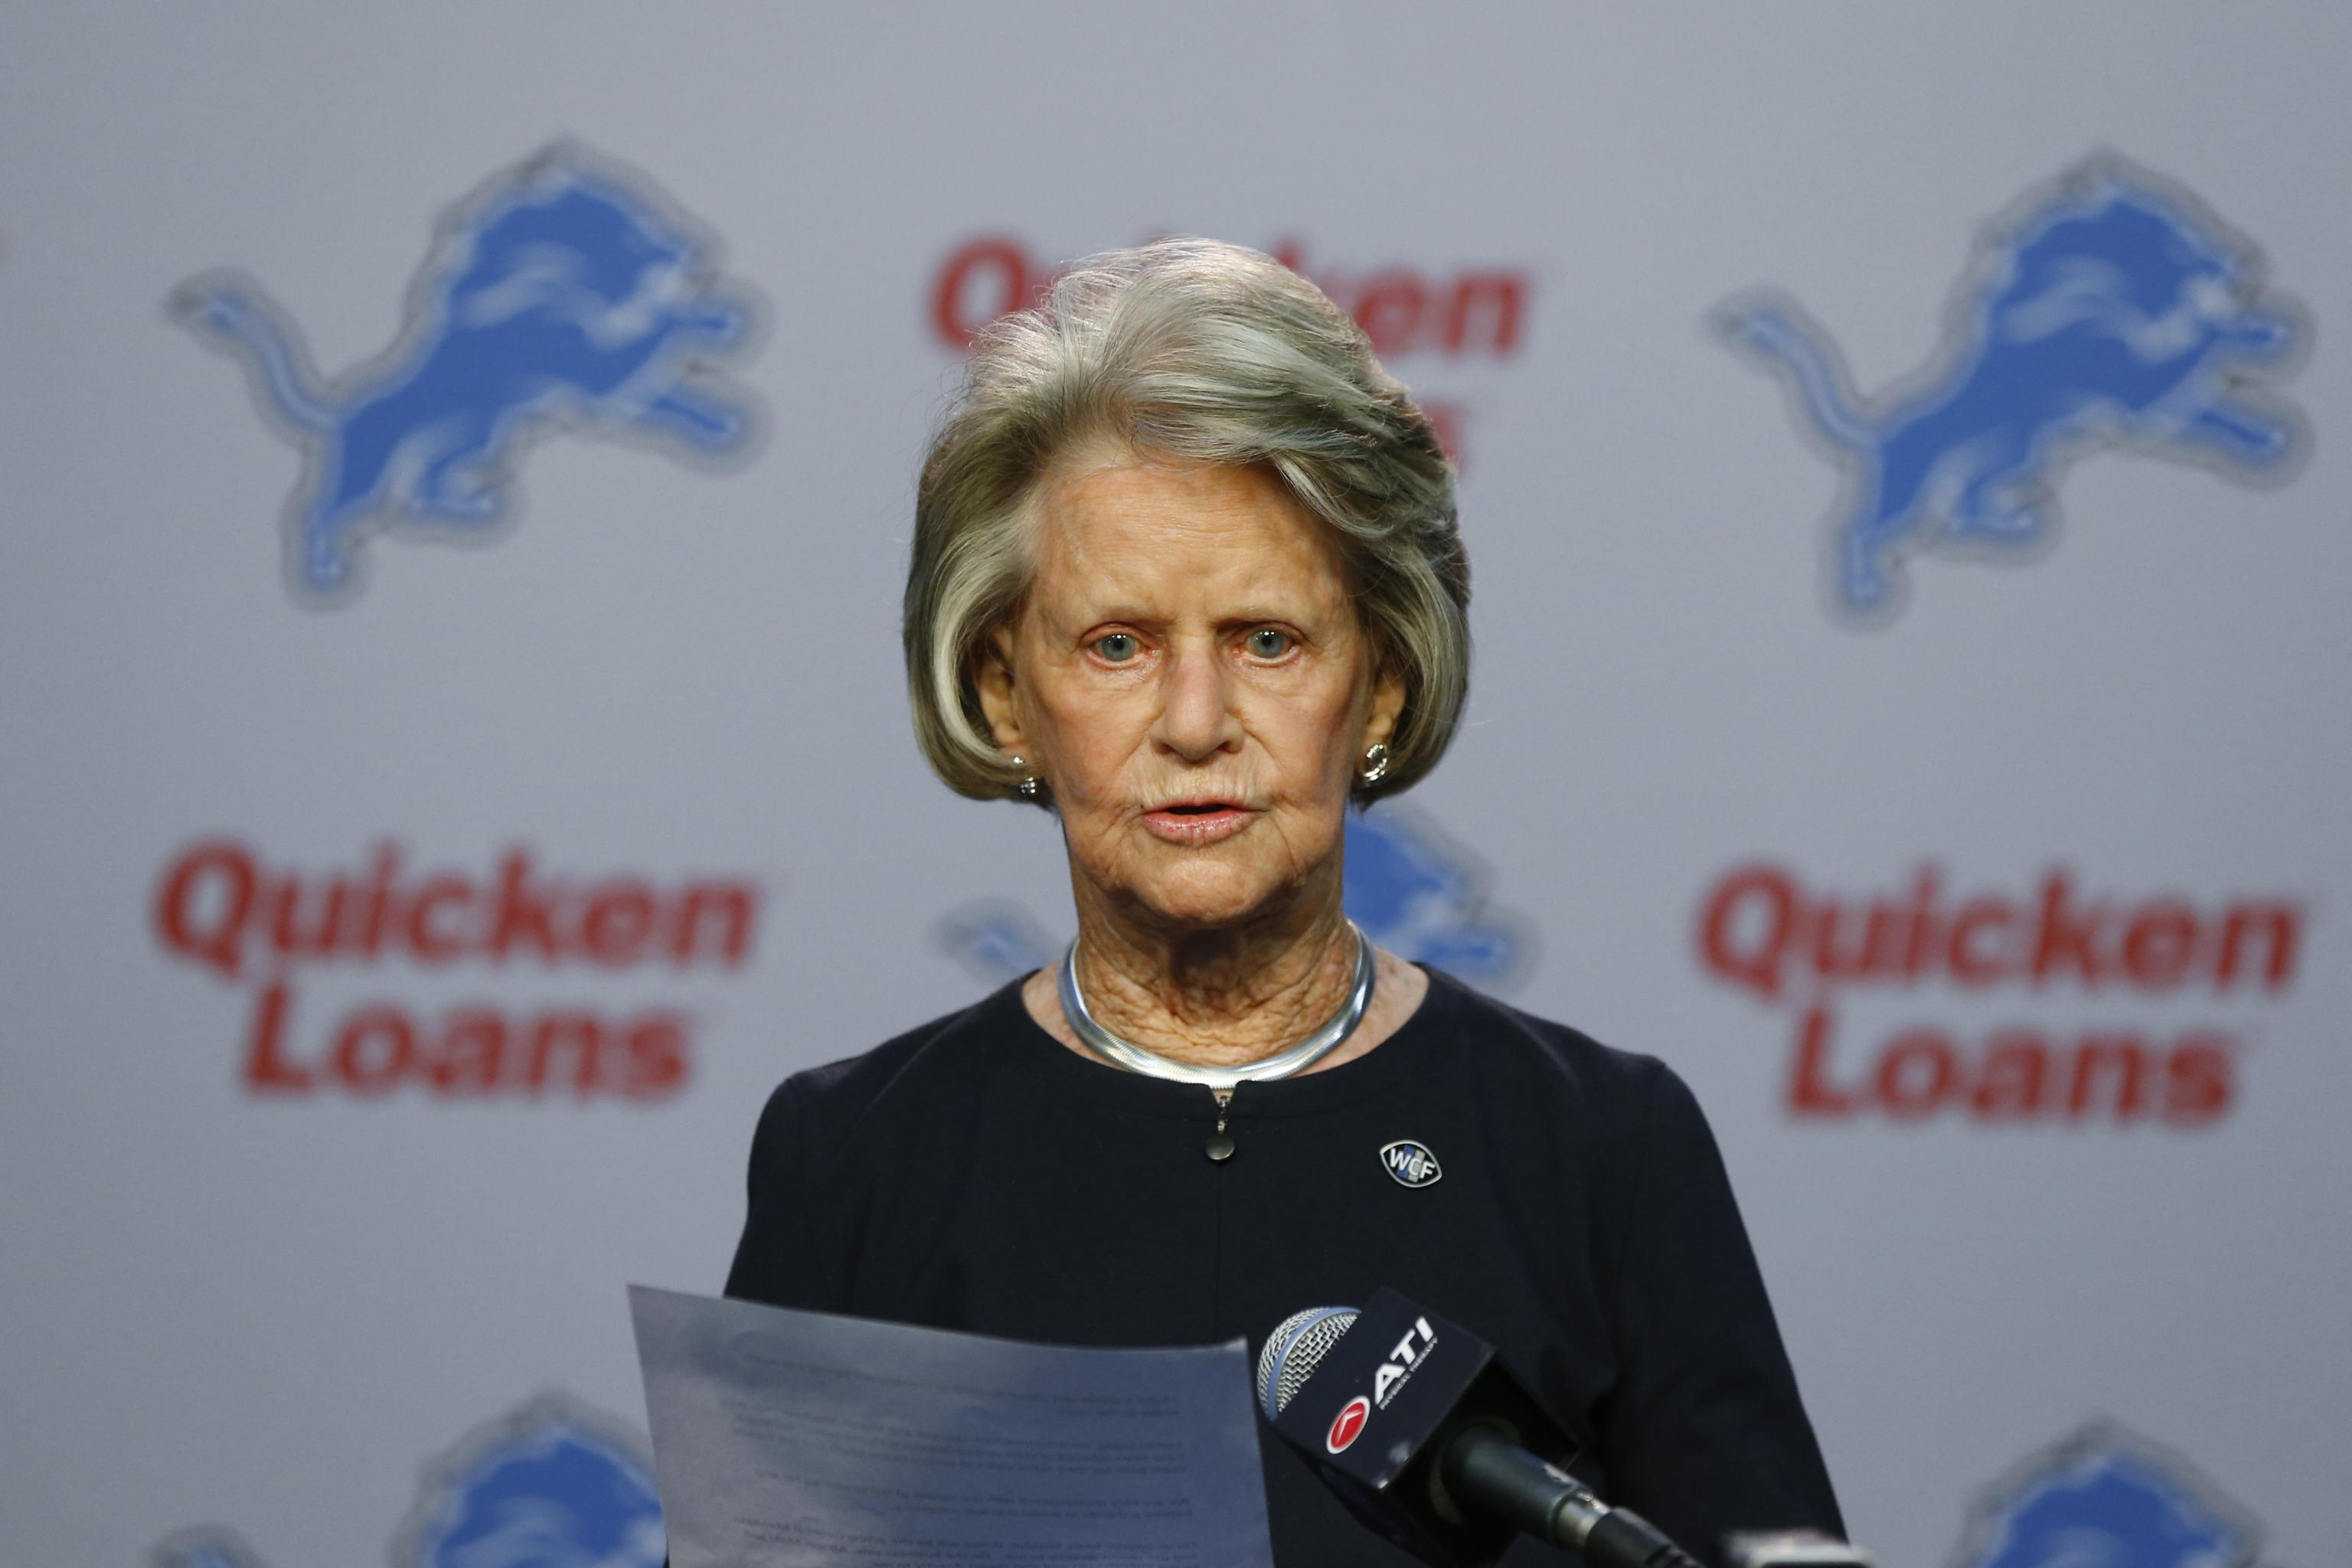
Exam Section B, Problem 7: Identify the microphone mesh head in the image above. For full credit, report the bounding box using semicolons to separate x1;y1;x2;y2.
1256;1305;1360;1420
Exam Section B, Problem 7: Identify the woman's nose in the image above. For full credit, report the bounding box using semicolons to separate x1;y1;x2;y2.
1152;642;1242;760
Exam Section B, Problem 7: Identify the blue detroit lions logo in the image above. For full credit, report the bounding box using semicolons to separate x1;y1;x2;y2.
1955;1425;2256;1568
935;897;1060;985
1718;155;2305;619
173;142;759;601
154;1395;664;1568
934;805;1529;988
1340;805;1527;987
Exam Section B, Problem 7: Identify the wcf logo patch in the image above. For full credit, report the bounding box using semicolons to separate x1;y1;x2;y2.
174;140;762;603
1718;154;2307;621
1380;1139;1442;1188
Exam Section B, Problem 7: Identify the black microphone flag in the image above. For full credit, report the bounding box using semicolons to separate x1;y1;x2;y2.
1263;1287;1581;1568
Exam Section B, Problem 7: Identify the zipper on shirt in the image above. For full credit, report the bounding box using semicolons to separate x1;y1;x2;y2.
1204;1086;1236;1162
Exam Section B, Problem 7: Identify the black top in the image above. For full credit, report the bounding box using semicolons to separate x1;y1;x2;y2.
725;966;1843;1566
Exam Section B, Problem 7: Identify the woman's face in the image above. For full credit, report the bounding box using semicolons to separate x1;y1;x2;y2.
979;452;1406;932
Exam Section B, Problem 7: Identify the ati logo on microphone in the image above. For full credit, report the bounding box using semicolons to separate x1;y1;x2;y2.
1326;1396;1372;1454
1374;1317;1438;1407
1326;1317;1442;1451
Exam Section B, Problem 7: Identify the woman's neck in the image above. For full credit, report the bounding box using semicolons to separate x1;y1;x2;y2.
1018;890;1432;1077
1067;898;1363;1069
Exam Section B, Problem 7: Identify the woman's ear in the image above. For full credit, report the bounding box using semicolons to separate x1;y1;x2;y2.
1362;662;1407;753
973;622;1029;754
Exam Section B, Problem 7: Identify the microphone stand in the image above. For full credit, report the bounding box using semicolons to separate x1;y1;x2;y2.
1442;1426;1700;1568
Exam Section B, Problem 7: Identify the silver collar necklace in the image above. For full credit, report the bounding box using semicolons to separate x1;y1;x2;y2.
1057;923;1378;1091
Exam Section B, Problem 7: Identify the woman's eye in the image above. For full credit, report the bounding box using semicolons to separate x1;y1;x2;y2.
1246;629;1292;658
1094;632;1140;662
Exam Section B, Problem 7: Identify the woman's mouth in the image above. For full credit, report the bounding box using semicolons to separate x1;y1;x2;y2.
1140;800;1256;845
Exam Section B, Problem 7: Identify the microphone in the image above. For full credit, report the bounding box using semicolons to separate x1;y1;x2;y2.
1256;1290;1703;1568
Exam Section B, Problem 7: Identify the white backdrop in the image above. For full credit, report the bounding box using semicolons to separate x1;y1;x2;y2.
3;5;2347;1567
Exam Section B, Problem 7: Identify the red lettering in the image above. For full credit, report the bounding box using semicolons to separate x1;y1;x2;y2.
1970;1029;2049;1119
2163;1033;2235;1125
1858;901;1914;982
1771;1015;2240;1129
331;1006;415;1096
1784;1006;1856;1116
1440;273;1527;355
405;875;472;962
671;882;757;967
169;844;750;1097
1353;272;1427;355
2029;871;2107;988
928;237;1530;362
428;1008;507;1094
1898;864;1945;979
488;851;561;962
241;977;312;1093
1874;1030;1958;1119
2066;1033;2151;1119
2215;902;2302;991
265;874;357;961
583;881;656;965
1947;897;2018;985
1700;864;1795;1001
357;841;402;956
623;1011;691;1101
931;237;1031;349
1805;897;1886;987
524;1011;607;1094
156;839;254;978
2121;901;2197;989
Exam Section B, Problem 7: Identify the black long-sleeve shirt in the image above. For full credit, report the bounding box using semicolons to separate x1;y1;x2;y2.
726;965;1842;1566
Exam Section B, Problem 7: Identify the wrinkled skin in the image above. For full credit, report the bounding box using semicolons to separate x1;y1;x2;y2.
975;450;1421;1064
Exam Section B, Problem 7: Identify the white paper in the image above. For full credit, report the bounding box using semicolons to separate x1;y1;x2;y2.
629;1285;1276;1568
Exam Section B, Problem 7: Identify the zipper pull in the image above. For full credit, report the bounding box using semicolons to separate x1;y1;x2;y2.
1204;1087;1236;1163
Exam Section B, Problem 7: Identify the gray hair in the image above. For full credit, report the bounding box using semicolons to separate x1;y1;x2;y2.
903;237;1470;804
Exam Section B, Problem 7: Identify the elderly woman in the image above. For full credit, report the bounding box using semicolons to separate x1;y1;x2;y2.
725;240;1841;1566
